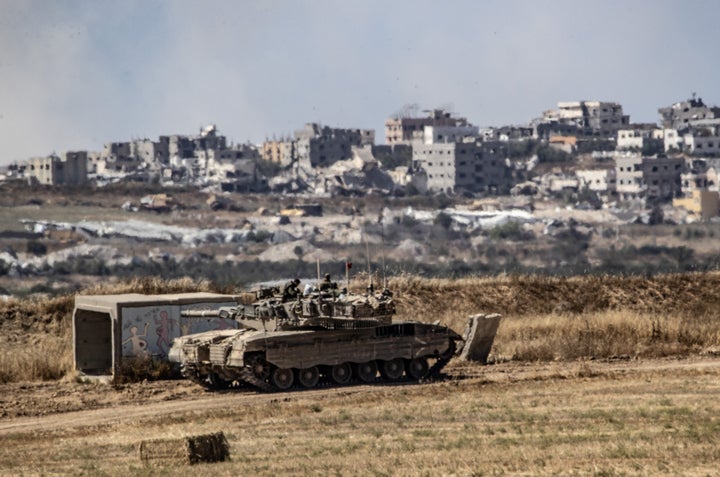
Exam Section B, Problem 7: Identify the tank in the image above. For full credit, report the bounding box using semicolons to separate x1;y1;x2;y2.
168;285;490;391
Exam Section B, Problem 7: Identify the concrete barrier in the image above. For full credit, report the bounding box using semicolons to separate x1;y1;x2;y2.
459;313;502;363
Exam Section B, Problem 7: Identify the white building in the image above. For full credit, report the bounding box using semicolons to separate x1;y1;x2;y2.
616;127;663;150
423;125;479;144
681;133;720;155
576;169;617;193
541;100;630;137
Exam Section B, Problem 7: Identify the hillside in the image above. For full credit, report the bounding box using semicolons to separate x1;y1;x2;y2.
5;181;720;298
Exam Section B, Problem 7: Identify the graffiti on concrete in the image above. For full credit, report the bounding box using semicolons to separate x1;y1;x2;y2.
121;302;237;358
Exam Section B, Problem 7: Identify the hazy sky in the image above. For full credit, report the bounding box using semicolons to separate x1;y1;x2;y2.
1;0;718;165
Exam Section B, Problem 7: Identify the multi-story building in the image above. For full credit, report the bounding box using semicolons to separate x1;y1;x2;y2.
101;141;141;173
680;159;714;193
658;95;720;130
663;129;683;152
576;168;617;194
385;109;469;145
261;139;295;166
616;125;664;151
216;144;259;161
615;154;645;201
164;135;196;161
539;101;630;138
615;154;684;202
423;125;479;144
294;123;374;168
131;139;170;166
160;125;227;163
494;125;534;141
86;151;103;174
103;142;132;161
643;156;685;201
411;140;510;194
680;132;720;156
26;151;88;185
658;97;720;156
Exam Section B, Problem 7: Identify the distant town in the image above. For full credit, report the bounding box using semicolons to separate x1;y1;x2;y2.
3;94;720;219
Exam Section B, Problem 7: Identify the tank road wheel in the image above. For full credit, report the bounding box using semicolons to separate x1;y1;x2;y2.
380;358;405;381
330;363;352;385
297;366;320;388
406;357;429;380
271;367;294;391
249;358;271;381
355;361;378;383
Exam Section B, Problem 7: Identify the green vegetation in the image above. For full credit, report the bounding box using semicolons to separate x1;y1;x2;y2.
596;244;695;273
575;138;615;154
487;221;534;241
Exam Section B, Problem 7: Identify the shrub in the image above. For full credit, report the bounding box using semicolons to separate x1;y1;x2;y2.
487;221;534;241
26;240;47;256
434;212;453;229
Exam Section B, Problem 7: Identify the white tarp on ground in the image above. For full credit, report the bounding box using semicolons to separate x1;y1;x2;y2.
22;219;252;246
445;208;537;229
401;207;538;230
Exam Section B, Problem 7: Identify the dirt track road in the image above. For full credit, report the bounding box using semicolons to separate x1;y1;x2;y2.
2;356;719;436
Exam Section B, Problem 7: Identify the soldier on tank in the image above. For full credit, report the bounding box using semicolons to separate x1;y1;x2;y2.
282;278;301;301
319;273;337;292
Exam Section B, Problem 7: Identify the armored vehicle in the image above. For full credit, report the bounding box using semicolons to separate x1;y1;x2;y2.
168;285;491;391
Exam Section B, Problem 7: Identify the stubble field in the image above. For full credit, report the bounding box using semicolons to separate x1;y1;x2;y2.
1;358;719;476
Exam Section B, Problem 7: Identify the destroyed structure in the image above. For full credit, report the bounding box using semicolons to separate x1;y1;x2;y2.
5;95;720;217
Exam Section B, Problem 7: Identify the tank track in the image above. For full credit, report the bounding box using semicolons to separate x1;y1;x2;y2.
181;365;212;388
425;340;457;380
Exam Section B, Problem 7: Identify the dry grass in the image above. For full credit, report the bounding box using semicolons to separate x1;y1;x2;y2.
495;310;720;361
0;334;72;383
3;272;720;384
1;364;719;475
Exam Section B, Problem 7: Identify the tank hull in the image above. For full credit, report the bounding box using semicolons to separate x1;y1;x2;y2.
170;321;461;391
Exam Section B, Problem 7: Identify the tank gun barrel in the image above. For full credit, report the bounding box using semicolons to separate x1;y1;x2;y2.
181;307;237;319
181;305;275;322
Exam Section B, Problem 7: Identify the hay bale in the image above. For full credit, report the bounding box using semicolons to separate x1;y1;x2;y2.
139;432;229;466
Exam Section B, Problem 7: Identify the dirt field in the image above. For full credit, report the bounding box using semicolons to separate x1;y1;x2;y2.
1;356;719;475
3;272;720;474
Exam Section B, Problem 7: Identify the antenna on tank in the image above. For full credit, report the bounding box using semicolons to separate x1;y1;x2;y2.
364;229;372;289
345;256;351;291
380;222;387;289
316;258;321;286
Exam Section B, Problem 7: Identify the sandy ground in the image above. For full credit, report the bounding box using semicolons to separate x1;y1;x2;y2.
2;355;718;437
